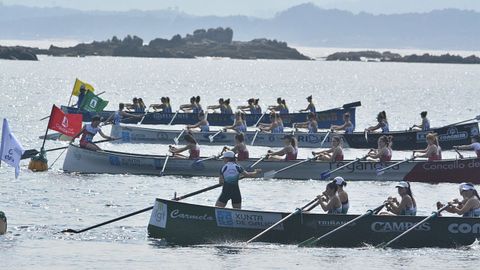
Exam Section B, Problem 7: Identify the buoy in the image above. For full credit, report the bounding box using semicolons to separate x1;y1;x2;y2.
28;149;48;172
0;211;7;235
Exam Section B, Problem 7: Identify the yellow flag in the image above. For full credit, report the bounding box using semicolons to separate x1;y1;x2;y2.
71;78;95;96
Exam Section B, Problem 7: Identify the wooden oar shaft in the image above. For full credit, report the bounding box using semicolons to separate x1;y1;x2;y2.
320;131;330;147
250;130;260;146
254;110;267;127
168;111;179;125
248;156;266;169
246;197;318;244
275;158;313;174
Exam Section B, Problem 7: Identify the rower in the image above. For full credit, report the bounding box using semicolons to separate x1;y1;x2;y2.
266;134;298;161
331;112;354;134
367;135;393;163
253;99;262;114
333;176;349;214
180;96;202;113
74;86;86;108
453;135;480;158
151;97;172;113
169;133;200;159
223;133;249;161
259;112;283;133
383;181;417;216
106;103;142;125
413;133;442;161
224;111;247;133
294;112;318;133
71;116;115;151
317;181;343;214
215;151;261;209
0;211;6;235
125;97;137;111
269;98;289;115
186;111;209;132
299;95;316;113
365;111;389;133
411;111;430;131
237;98;256;114
208;98;231;114
137;98;146;113
313;136;344;161
438;183;480;217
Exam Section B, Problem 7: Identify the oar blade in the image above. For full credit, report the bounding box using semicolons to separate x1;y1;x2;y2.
375;168;385;176
343;101;361;109
263;170;276;179
320;170;331;180
21;149;39;160
208;135;214;143
298;237;317;247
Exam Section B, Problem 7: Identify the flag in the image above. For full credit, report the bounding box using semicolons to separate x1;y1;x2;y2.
0;119;25;178
71;78;95;97
48;105;83;137
79;91;109;112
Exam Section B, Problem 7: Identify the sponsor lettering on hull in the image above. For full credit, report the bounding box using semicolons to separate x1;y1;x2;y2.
215;209;284;230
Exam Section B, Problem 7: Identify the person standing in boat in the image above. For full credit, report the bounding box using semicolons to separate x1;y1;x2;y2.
71;116;115;151
316;181;343;214
333;177;349;214
299;95;316;113
224;111;247;133
106;103;142;125
294;112;318;133
186;111;209;132
259;112;283;133
215;151;261;209
74;86;86;108
313;136;344;161
331;112;355;134
365;111;389;133
169;133;200;159
266;135;298;161
413;133;442;161
411;111;430;131
382;181;417;216
151;97;172;113
367;135;393;163
438;183;480;217
453;135;480;158
223;133;249;161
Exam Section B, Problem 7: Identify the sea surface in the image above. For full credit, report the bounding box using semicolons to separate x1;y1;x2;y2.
1;53;480;269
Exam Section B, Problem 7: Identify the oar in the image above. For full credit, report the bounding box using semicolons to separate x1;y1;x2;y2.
246;197;319;244
320;131;331;147
445;115;480;127
248;155;267;169
21;139;117;160
364;129;368;142
263;158;314;179
173;129;185;145
253;109;267;127
138;107;150;125
379;204;450;248
299;204;385;247
159;154;170;176
320;155;368;180
376;157;416;176
208;129;223;143
60;183;222;234
195;154;221;163
168;110;179;125
454;148;464;159
250;130;260;146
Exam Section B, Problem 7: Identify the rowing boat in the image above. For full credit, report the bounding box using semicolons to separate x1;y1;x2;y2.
109;122;478;150
147;199;480;248
62;144;480;183
60;101;360;128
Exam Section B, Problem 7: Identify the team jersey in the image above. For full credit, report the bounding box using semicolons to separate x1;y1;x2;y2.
220;162;245;184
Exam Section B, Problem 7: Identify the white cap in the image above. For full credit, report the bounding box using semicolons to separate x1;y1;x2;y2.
395;181;409;189
222;151;235;159
459;183;475;191
334;176;346;186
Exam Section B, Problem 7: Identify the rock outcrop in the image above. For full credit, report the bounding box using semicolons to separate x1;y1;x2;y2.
326;51;480;64
0;46;38;60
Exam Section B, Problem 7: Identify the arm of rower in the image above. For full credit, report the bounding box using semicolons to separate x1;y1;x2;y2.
98;130;113;140
452;200;476;215
71;126;85;141
208;105;221;110
170;145;190;154
390;197;409;215
295;121;308;128
367;123;381;132
187;121;202;129
120;111;142;119
269;147;287;157
455;144;474;150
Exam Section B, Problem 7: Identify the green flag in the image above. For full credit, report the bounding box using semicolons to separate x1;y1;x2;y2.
80;91;109;112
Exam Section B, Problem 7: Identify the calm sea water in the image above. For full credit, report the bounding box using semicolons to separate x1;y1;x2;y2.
1;53;480;269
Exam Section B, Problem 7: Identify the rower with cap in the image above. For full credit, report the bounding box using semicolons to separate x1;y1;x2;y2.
169;133;201;159
453;135;480;158
299;95;316;113
294;112;318;133
215;151;261;209
316;181;343;214
186;111;209;132
331;112;355;134
366;111;389;133
71;116;115;151
382;181;417;216
437;183;480;217
413;133;442;161
266;134;298;161
333;177;349;214
313;136;344;161
411;111;430;131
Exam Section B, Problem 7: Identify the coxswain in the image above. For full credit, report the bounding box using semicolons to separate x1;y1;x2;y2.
169;133;200;159
382;181;417;216
299;95;316;113
331;112;354;134
413;133;442;161
438;183;480;217
266;134;298;161
313;136;344;161
365;111;389;133
72;116;115;151
453;135;480;158
215;151;261;209
74;85;87;108
367;135;393;163
186;111;209;132
411;111;430;131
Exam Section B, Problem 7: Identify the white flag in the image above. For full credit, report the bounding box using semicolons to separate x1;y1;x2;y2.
0;119;25;178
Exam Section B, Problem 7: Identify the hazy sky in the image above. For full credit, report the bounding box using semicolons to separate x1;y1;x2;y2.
2;0;480;17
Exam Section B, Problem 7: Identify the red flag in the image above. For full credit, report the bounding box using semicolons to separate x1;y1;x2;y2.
47;105;83;137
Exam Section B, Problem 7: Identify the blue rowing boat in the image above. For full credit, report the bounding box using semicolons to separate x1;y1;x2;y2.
61;101;360;128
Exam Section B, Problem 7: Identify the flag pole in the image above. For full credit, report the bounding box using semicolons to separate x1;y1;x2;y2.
41;105;54;150
67;79;78;107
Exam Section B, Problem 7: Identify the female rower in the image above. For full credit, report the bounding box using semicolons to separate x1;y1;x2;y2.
186;111;209;132
366;111;389;133
313;136;344;161
223;133;249;161
438;183;480;217
258;112;283;133
333;176;349;214
454;135;480;158
107;103;142;125
269;98;289;115
367;135;393;163
151;97;172;113
215;151;261;209
137;98;146;113
224;111;247;133
266;134;298;161
411;111;430;131
180;96;202;113
208;98;231;114
238;98;256;114
413;133;442;161
125;97;138;111
299;95;316;113
253;99;262;114
317;181;343;214
294;112;318;133
383;181;417;216
71;116;115;151
331;112;355;134
169;133;200;159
